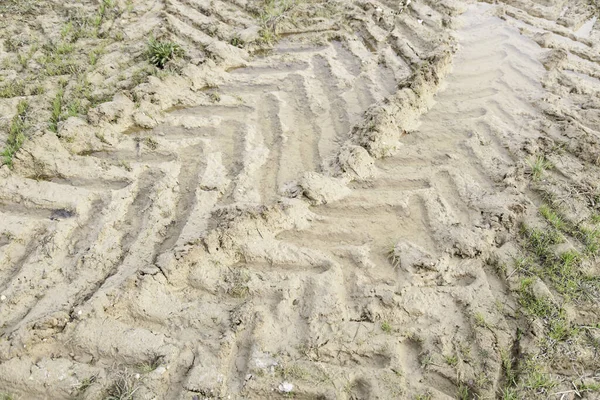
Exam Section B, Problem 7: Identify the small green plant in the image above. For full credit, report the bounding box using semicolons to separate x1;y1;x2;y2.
56;41;75;55
539;204;565;231
517;278;555;319
501;388;519;400
230;34;244;47
144;137;158;150
523;363;556;394
527;155;552;181
74;375;97;399
17;52;29;68
138;355;162;373
256;0;295;44
381;321;392;333
2;100;29;167
420;352;434;369
444;354;458;367
0;80;26;98
387;245;400;268
577;225;600;255
61;21;74;39
414;391;432;400
520;224;562;261
500;348;516;387
49;89;64;132
147;38;184;69
4;36;24;52
474;312;491;329
457;384;470;400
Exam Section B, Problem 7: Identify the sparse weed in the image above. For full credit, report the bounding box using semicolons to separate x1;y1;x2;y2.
4;36;26;52
56;41;74;55
522;362;556;394
579;381;600;393
387;245;400;268
17;52;29;69
0;80;26;98
539;204;565;231
456;383;470;400
105;369;140;400
38;52;81;76
31;84;45;95
519;217;600;301
527;155;552;181
414;391;432;400
277;363;309;380
49;89;64;132
501;387;519;400
500;348;516;387
227;269;250;298
2;100;29;167
256;0;296;44
147;38;184;69
230;34;244;47
138;355;162;373
444;354;458;367
474;312;491;329
144;137;158;150
119;160;132;172
517;278;555;319
420;352;434;369
520;224;563;259
61;22;74;39
74;375;97;399
577;225;600;255
381;321;392;333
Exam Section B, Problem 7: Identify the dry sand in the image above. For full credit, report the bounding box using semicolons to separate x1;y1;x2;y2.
0;0;599;399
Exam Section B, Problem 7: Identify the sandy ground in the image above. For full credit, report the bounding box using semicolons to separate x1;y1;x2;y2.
1;0;600;399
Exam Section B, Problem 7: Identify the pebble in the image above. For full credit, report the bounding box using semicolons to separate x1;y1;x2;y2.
0;295;6;301
278;381;294;393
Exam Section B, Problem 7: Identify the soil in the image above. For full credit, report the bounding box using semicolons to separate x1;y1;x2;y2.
0;0;600;399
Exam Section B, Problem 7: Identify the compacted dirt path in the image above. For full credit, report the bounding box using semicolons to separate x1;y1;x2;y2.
0;0;599;399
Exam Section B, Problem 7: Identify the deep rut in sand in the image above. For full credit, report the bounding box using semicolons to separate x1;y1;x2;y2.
1;0;600;399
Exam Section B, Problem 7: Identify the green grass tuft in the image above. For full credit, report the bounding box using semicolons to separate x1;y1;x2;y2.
0;80;26;98
527;155;553;181
147;38;184;69
49;89;64;132
2;100;29;167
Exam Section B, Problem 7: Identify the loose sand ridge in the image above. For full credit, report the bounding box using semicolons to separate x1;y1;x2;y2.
0;0;600;399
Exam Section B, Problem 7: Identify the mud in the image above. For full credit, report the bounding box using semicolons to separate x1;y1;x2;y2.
1;0;600;399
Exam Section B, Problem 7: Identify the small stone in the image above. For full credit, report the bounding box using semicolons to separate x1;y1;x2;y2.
278;381;294;393
135;373;141;380
77;310;82;315
0;295;6;301
154;366;167;375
